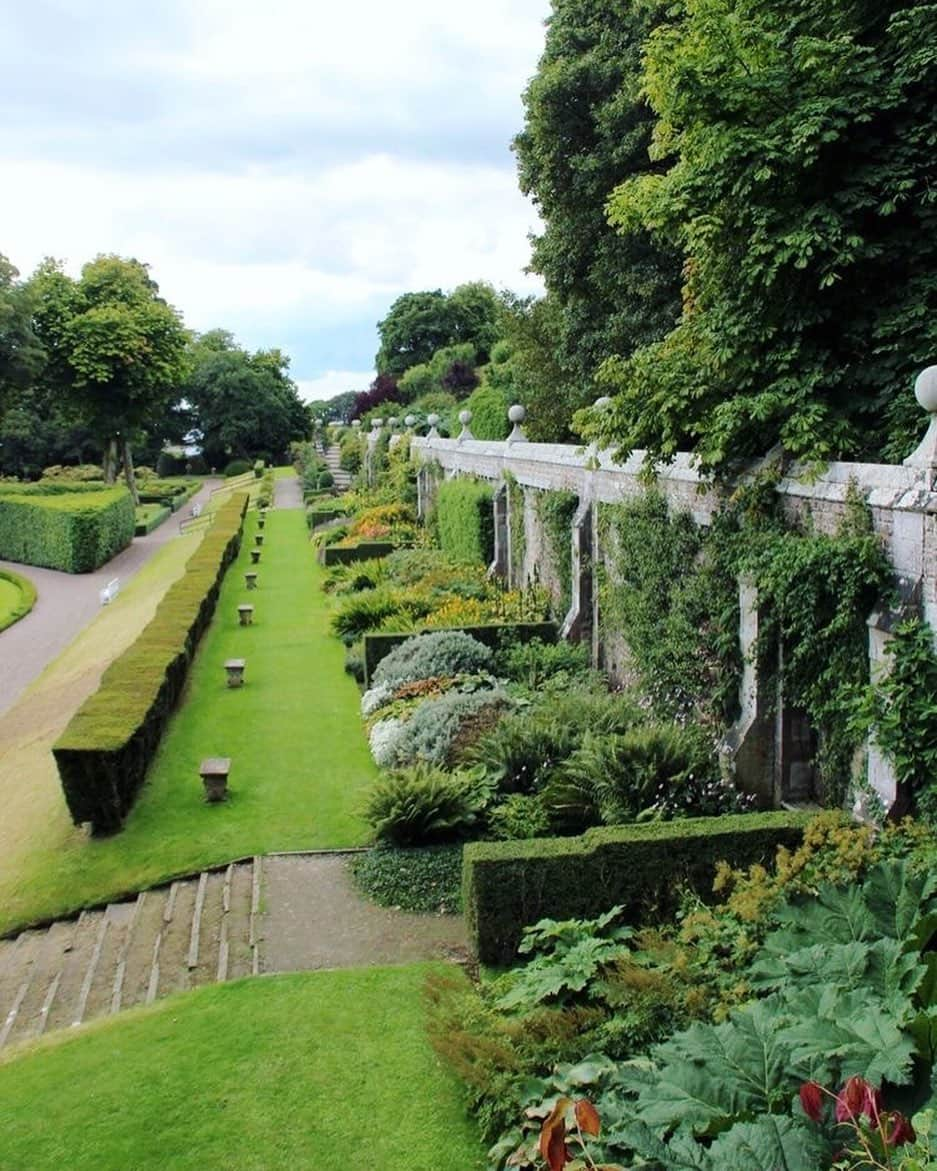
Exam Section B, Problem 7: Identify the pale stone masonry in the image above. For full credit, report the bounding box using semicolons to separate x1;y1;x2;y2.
399;370;937;816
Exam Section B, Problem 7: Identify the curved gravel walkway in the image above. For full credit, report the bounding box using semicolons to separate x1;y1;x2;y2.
0;479;220;717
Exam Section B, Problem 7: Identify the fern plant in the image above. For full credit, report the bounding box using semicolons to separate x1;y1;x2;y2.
360;764;486;847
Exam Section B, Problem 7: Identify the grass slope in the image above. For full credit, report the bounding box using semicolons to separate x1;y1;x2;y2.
0;967;484;1171
0;490;376;932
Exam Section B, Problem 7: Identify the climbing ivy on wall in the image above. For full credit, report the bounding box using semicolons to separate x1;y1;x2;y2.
534;488;578;617
598;491;742;727
436;478;494;566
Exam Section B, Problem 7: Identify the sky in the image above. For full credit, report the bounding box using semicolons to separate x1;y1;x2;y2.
0;0;550;401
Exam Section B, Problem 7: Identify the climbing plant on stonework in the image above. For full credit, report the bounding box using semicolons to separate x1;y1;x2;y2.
578;0;937;471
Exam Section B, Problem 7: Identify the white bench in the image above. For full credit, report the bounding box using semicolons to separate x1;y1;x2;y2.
99;578;120;606
191;502;202;518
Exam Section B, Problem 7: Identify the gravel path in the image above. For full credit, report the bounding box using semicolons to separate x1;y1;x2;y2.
262;854;468;972
0;479;220;717
274;473;304;510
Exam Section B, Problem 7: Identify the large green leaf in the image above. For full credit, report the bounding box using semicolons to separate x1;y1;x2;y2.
863;861;937;943
705;1115;831;1171
631;1002;794;1135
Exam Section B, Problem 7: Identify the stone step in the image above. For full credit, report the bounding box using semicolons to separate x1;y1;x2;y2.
0;861;259;1048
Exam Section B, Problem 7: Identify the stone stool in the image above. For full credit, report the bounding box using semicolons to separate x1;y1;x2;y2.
237;604;254;626
200;758;230;803
250;549;261;565
224;659;246;688
245;572;258;590
255;534;264;547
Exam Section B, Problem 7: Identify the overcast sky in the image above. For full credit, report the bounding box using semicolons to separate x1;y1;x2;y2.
0;0;550;400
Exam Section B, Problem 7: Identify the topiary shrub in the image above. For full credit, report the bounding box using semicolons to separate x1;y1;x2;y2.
361;764;487;846
224;458;252;477
373;630;494;688
318;470;334;489
0;487;135;573
156;452;187;477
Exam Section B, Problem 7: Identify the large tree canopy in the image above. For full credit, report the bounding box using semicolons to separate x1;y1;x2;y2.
375;282;501;377
582;0;937;471
0;256;43;416
514;0;682;391
183;332;310;467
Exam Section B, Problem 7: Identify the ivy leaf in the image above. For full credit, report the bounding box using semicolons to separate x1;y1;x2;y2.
706;1115;832;1171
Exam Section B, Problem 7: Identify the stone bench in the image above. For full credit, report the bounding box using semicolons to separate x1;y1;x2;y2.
99;577;120;605
200;757;230;803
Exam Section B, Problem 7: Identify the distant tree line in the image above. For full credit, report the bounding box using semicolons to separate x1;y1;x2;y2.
0;253;310;498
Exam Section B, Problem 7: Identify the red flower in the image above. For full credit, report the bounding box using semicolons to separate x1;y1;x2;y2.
884;1112;916;1147
835;1076;871;1122
799;1081;824;1123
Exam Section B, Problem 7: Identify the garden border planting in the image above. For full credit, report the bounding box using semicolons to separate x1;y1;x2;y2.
53;492;249;835
463;810;811;964
321;541;398;567
363;621;557;686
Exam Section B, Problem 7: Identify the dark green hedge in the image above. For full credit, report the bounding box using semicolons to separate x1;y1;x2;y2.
137;479;200;511
436;478;494;565
363;621;557;686
320;541;398;567
306;505;348;531
53;492;249;835
0;487;135;572
134;505;171;536
463;811;812;965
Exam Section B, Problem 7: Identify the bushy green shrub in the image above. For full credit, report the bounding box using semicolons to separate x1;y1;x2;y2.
436;478;494;565
389;688;507;768
464;381;510;440
0;487;135;572
53;493;249;834
493;637;592;691
318;470;334;489
373;630;494;687
224;458;252;477
40;464;104;481
253;459;265;478
330;587;435;642
156;451;187;477
463;812;812;964
350;844;464;912
487;794;551;840
361;765;486;846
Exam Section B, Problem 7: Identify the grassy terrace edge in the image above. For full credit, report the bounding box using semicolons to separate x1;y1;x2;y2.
0;568;38;633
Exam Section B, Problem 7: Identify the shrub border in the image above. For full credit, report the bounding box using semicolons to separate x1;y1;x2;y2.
463;811;812;964
0;568;38;633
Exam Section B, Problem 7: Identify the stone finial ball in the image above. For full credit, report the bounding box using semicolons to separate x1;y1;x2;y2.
404;415;416;427
508;404;526;424
594;396;612;409
459;409;472;425
427;413;440;427
388;416;398;427
915;367;937;414
351;419;361;428
372;417;384;428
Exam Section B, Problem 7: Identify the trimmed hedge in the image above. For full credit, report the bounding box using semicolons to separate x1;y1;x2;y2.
137;479;200;512
253;459;265;479
436;478;494;565
306;505;349;531
134;504;171;536
463;811;812;965
53;492;249;835
363;621;556;686
320;541;398;567
0;487;135;573
0;568;37;633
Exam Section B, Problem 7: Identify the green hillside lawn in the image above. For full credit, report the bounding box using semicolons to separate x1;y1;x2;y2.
0;967;485;1171
0;495;377;933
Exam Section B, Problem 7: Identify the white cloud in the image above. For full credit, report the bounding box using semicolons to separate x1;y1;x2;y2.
297;372;375;403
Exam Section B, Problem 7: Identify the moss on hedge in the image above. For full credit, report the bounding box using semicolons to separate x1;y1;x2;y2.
463;811;812;964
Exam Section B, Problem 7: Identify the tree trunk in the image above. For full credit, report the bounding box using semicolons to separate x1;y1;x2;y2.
120;436;139;505
102;437;119;483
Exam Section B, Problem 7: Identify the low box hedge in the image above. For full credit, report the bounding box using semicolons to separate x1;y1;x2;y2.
463;811;812;965
320;541;398;567
53;492;249;835
137;479;200;511
134;504;171;536
363;621;557;687
0;487;135;572
306;505;349;531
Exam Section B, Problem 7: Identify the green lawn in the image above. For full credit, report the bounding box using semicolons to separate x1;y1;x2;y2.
0;966;484;1171
0;489;377;932
0;568;37;633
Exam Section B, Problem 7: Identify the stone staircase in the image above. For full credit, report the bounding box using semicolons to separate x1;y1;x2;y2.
0;858;262;1051
323;444;352;491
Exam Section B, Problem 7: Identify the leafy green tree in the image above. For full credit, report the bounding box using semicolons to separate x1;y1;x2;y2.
514;0;681;391
375;283;501;377
0;255;43;417
28;256;188;500
590;0;937;470
183;333;310;467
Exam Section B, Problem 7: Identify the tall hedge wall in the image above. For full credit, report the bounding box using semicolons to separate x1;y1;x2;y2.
53;493;249;835
0;487;135;572
435;478;494;565
463;811;812;965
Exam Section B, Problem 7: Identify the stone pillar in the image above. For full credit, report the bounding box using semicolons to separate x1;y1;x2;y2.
721;576;776;807
490;483;509;581
865;575;921;816
560;495;594;645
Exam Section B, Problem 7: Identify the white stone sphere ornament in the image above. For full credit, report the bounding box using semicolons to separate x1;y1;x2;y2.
426;413;441;439
905;367;937;475
457;409;474;442
351;419;361;429
507;403;527;444
404;415;416;429
372;417;384;429
388;416;398;429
